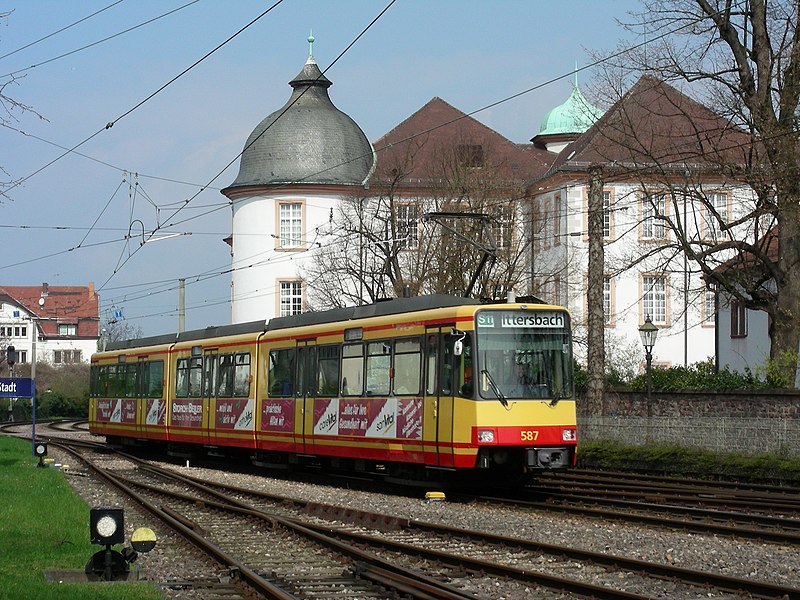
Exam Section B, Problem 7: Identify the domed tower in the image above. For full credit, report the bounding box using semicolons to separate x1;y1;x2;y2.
222;35;375;323
532;71;603;153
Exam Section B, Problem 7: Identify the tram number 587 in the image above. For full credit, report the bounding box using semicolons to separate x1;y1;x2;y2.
520;430;539;442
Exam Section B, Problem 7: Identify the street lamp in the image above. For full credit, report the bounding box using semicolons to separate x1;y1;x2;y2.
638;314;658;442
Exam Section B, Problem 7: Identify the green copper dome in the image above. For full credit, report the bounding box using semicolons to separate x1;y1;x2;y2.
539;84;603;136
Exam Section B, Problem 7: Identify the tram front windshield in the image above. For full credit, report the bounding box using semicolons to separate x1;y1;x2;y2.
475;310;573;401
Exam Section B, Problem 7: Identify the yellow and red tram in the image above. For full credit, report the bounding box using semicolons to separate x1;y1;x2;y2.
89;295;578;480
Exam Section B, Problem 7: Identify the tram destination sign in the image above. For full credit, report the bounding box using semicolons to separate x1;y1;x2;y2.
0;378;34;397
477;311;566;329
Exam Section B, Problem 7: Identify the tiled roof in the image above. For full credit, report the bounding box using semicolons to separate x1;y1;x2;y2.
372;97;555;187
535;76;752;182
0;284;100;337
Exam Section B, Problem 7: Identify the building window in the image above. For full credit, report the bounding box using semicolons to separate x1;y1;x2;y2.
553;193;561;247
278;202;303;248
730;298;747;337
395;203;419;250
13;325;27;338
704;192;729;241
491;203;513;249
456;144;484;168
603;276;613;325
54;350;82;364
279;281;303;317
642;193;666;240
603;190;612;238
642;274;667;324
703;290;716;325
58;324;77;336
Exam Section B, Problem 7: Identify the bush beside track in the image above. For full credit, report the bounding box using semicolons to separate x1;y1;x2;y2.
578;439;800;484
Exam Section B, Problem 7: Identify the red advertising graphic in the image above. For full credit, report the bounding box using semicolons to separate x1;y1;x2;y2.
216;399;255;430
311;397;423;440
171;399;203;428
397;398;422;440
95;399;114;422
145;399;166;425
96;399;137;423
338;399;369;436
260;399;294;432
313;398;339;435
365;398;395;438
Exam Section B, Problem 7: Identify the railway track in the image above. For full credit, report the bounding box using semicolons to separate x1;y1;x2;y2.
49;440;800;600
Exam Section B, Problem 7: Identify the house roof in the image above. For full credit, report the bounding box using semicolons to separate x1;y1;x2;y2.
0;283;100;337
533;75;753;184
372;97;555;188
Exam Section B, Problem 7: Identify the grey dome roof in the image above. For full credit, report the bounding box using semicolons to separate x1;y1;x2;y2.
225;58;375;190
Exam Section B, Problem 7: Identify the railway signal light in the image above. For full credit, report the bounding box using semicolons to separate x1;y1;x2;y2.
90;506;125;546
6;346;15;367
86;507;128;581
33;441;47;467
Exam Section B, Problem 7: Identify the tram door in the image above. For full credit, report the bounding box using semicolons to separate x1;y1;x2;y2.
202;349;219;445
295;341;317;454
425;326;456;467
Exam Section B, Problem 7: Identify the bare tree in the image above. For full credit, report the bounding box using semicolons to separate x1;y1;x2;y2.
590;0;800;384
0;10;45;200
305;135;532;308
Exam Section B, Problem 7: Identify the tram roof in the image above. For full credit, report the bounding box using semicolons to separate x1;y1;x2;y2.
105;295;491;350
266;295;482;331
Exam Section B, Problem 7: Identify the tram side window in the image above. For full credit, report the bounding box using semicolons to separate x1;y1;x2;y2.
217;354;235;397
394;338;421;395
233;353;251;397
202;354;218;398
123;363;137;398
341;343;364;396
90;365;99;396
366;341;391;396
269;348;295;397
106;365;119;396
188;357;202;397
317;345;340;396
176;357;203;398
176;358;189;397
425;335;438;395
146;360;164;397
458;334;473;398
295;345;317;398
441;338;453;396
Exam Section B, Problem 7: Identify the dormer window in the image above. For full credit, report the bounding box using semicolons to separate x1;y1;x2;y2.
456;144;484;168
58;324;77;336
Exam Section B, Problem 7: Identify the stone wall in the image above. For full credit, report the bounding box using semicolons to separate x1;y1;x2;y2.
577;390;800;456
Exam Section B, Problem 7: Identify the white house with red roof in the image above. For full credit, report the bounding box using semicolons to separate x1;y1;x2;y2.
527;76;759;369
0;282;100;368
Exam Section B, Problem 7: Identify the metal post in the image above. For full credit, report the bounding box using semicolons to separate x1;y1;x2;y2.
31;317;36;457
645;348;652;443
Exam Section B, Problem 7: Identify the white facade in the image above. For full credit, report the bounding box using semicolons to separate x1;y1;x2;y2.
531;180;757;371
0;302;96;368
229;189;341;323
716;289;771;377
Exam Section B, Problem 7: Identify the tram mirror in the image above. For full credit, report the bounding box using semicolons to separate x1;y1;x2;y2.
450;328;466;356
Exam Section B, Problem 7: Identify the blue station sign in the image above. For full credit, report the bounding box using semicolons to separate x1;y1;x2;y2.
0;378;35;397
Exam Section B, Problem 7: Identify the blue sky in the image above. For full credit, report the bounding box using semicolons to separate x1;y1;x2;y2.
0;0;640;336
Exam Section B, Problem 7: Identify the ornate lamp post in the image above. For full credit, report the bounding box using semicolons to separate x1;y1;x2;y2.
638;315;658;442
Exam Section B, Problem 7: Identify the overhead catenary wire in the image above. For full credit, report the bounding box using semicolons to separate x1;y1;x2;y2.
0;0;125;62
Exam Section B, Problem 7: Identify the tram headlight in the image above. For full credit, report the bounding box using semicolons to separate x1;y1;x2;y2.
477;429;495;443
562;428;577;441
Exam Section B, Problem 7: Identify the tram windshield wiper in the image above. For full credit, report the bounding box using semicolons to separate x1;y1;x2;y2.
480;369;508;408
